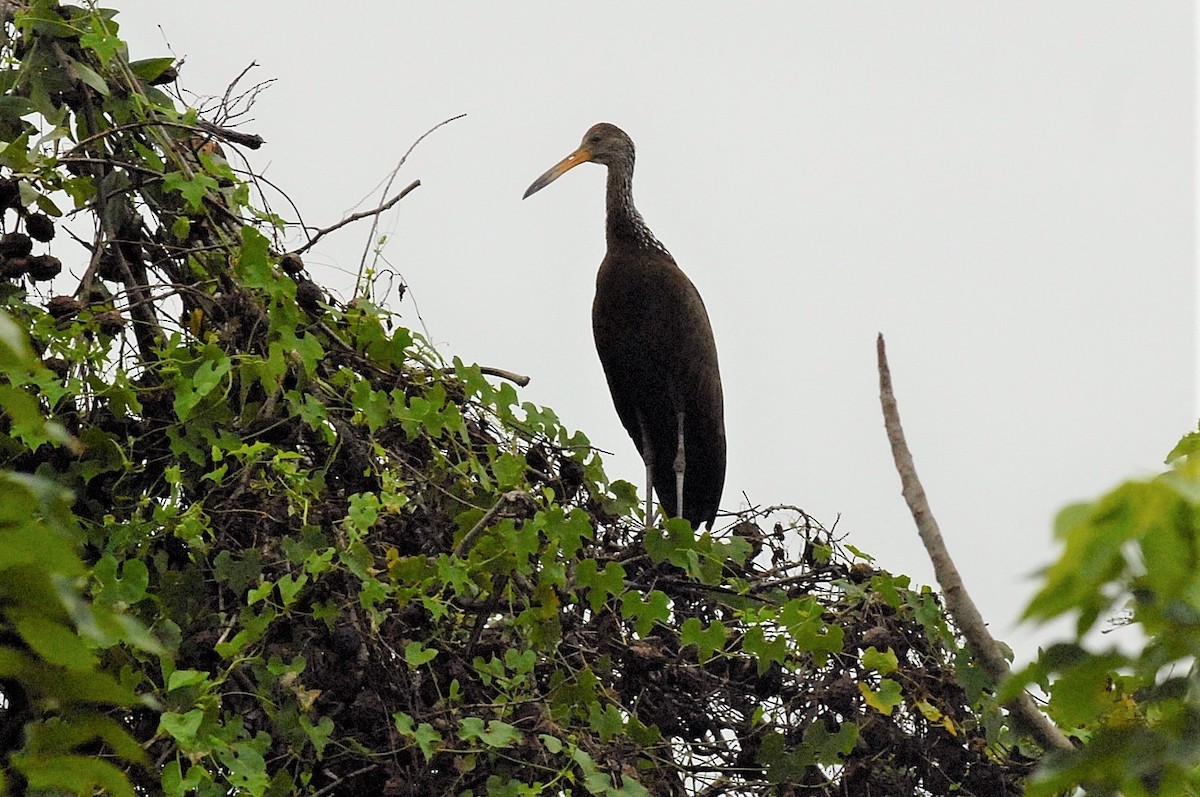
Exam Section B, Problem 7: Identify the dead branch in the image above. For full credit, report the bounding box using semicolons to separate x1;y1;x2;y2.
453;491;531;558
446;365;530;388
195;119;265;149
294;179;421;256
875;333;1074;753
354;114;467;294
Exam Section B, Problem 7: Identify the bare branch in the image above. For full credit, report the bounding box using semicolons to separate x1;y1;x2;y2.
448;365;530;388
454;491;531;558
195;119;265;149
294;179;421;256
354;114;467;296
218;61;259;122
876;333;1074;753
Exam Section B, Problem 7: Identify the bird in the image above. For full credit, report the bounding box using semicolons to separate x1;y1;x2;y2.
523;122;726;529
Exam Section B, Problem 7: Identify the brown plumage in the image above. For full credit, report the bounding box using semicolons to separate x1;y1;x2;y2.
523;123;726;528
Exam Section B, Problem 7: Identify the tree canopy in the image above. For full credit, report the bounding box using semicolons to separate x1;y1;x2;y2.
0;3;1197;796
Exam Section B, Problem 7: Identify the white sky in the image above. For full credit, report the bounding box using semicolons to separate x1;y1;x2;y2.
118;3;1194;660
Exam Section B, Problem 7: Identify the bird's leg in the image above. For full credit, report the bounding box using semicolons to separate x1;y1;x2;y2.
640;425;655;528
674;410;685;522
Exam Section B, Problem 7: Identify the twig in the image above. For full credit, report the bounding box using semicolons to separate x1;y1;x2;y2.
354;114;466;296
445;365;530;388
196;118;265;149
294;179;421;256
875;333;1073;753
68;119;264;154
310;763;378;797
217;62;259;124
453;491;529;558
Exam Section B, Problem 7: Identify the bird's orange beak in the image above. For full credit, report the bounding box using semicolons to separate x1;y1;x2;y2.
522;145;593;199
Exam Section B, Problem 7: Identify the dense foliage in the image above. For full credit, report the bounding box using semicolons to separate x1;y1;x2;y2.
0;2;1195;796
1009;431;1200;796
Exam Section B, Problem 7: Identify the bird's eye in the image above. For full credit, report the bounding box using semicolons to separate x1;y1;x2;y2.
588;134;602;144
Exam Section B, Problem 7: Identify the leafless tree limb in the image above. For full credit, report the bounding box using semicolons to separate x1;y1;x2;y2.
449;365;531;387
196;118;265;149
294;179;421;256
875;333;1074;753
354;114;467;296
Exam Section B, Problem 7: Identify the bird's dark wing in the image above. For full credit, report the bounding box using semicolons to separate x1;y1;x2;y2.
592;249;726;527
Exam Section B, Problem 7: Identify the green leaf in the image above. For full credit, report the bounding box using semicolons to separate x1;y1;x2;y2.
17;755;136;797
803;720;859;765
743;625;788;672
13;7;83;38
167;669;210;691
129;57;177;82
0;309;33;367
576;559;626;612
492;451;526;489
680;617;726;662
404;641;438;667
300;715;334;758
159;709;204;747
459;717;521;748
173;354;232;421
13;614;97;670
588;703;625;741
860;678;903;715
70;59;110;96
79;26;122;63
862;646;899;675
162;171;219;212
620;589;670;637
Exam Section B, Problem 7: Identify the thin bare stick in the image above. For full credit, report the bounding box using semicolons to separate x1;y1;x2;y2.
294;179;421;256
453;491;529;558
218;62;259;123
68;119;263;154
354;114;466;296
876;333;1073;753
196;119;265;149
444;365;530;387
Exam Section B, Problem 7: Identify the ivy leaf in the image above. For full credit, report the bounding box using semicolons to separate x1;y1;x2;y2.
173;355;232;421
459;717;521;748
576;559;626;612
492;451;526;489
158;709;204;748
588;703;625;741
860;678;903;715
743;625;788;672
162;171;219;212
299;715;334;758
680;617;726;662
621;590;670;637
803;720;859;765
80;27;122;63
862;646;899;676
404;641;438;667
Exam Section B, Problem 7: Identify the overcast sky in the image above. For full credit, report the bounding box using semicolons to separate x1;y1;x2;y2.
119;3;1194;660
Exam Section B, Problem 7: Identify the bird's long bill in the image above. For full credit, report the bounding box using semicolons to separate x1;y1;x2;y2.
522;145;592;199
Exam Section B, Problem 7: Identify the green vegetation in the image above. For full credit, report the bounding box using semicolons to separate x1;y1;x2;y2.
0;2;1195;795
1010;431;1200;796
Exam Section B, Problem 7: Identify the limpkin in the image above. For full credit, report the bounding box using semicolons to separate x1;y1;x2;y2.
523;122;726;529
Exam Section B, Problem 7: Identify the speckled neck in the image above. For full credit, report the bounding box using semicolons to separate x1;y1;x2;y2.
605;154;669;256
